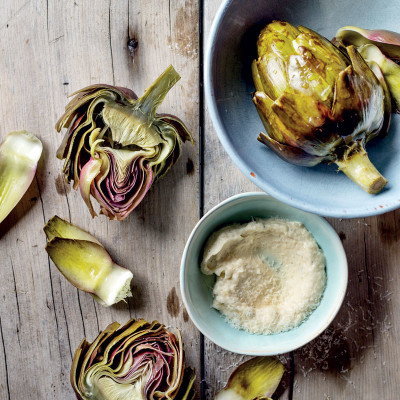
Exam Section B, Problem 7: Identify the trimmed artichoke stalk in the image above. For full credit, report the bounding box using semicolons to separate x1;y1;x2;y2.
252;21;391;194
336;144;388;194
71;318;196;400
0;131;43;223
56;65;193;221
215;357;284;400
44;216;133;306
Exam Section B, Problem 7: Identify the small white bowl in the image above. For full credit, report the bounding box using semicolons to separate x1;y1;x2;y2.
180;193;348;355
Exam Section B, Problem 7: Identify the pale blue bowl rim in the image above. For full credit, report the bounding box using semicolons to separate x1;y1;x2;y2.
180;192;348;355
204;0;400;219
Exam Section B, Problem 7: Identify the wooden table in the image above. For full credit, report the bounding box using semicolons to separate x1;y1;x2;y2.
1;1;399;399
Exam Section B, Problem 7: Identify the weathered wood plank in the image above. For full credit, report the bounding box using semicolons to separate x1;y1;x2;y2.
0;0;200;399
293;213;400;400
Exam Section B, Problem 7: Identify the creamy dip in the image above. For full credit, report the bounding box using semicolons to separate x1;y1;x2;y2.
201;218;326;334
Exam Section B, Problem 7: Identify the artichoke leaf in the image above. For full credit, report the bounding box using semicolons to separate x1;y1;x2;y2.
257;132;325;166
79;157;103;218
44;216;133;306
0;131;43;224
158;113;194;144
44;215;102;244
334;26;400;60
257;20;300;58
45;238;133;306
366;61;392;137
358;44;400;112
215;356;284;400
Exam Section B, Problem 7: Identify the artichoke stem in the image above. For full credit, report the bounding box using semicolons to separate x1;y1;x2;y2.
335;147;387;194
139;65;180;117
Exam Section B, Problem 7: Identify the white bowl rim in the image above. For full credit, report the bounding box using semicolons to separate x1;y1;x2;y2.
204;0;399;219
180;192;348;355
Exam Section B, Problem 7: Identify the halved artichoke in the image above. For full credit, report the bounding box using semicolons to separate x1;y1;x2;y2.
252;21;392;194
56;65;193;220
71;318;196;400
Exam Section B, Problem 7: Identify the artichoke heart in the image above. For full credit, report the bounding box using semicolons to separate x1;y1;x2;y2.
56;65;193;220
252;21;391;194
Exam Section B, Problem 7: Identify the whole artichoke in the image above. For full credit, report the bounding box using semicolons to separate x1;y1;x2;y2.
252;21;391;194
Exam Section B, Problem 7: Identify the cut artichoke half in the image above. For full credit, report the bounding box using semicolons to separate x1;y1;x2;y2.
56;65;193;221
44;216;133;306
71;318;196;400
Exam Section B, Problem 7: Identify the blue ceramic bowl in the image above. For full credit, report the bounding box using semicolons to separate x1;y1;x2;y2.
180;193;347;355
205;0;400;218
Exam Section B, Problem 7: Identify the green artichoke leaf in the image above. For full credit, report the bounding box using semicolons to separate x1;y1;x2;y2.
46;239;123;296
298;25;350;64
257;21;300;58
44;217;133;306
44;215;102;245
366;61;392;137
0;131;43;224
255;21;299;100
344;46;386;139
215;356;284;400
271;91;341;157
291;29;348;103
258;131;326;166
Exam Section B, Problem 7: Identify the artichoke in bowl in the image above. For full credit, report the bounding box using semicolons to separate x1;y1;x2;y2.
252;21;391;194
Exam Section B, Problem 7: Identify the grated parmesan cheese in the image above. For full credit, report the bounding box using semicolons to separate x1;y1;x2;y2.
201;218;326;334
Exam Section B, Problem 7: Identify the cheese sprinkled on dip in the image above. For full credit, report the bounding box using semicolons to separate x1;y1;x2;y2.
201;218;326;334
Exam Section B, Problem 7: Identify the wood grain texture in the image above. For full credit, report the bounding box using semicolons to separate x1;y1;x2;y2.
1;1;400;399
0;0;200;399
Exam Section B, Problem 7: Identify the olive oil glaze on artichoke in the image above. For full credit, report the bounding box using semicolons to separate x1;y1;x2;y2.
252;21;391;194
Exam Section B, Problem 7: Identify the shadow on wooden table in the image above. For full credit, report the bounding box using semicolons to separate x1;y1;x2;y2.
290;212;398;391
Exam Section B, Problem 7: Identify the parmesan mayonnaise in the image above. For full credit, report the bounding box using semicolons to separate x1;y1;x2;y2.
201;218;326;334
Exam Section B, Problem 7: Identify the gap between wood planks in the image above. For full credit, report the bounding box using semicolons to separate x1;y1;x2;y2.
198;0;206;399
